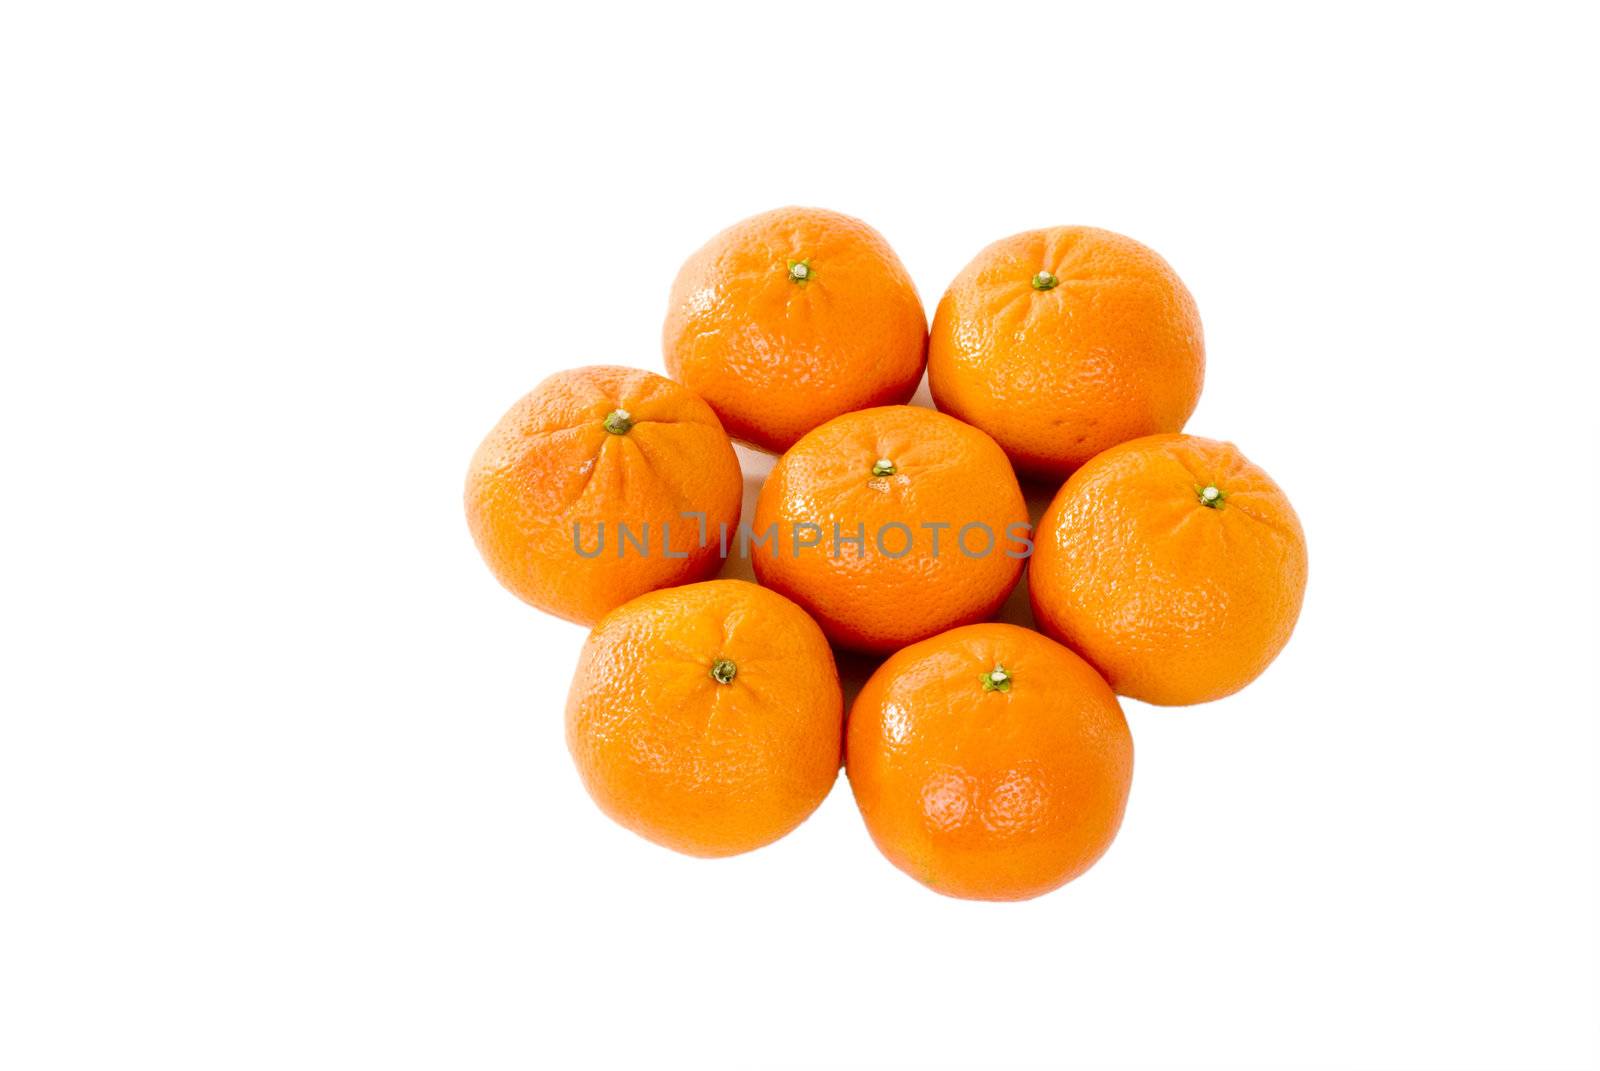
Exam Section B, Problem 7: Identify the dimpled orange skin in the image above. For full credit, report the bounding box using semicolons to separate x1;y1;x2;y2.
751;406;1029;653
565;580;843;858
1030;434;1308;706
663;206;928;453
465;366;742;626
847;623;1133;901
928;226;1204;480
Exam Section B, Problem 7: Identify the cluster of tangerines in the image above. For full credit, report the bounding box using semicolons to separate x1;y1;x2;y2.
466;207;1307;901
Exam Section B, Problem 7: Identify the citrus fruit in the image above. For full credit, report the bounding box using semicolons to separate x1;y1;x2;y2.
751;405;1029;653
846;622;1133;901
565;579;843;858
663;206;928;453
465;365;742;626
928;225;1204;479
1029;433;1307;706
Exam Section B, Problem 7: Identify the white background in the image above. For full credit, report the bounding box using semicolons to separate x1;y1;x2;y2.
3;3;1597;1069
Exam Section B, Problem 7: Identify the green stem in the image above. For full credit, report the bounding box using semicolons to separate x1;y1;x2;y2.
1032;270;1059;291
603;408;633;435
710;658;737;685
980;664;1012;693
